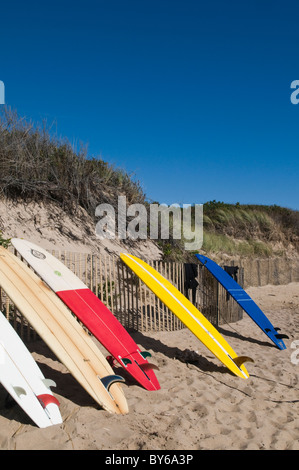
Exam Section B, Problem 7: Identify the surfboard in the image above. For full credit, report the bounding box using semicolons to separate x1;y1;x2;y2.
120;253;253;379
0;246;128;415
0;311;62;428
11;239;160;391
195;254;288;350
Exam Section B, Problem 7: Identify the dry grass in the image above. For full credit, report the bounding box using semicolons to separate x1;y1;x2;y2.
0;107;145;216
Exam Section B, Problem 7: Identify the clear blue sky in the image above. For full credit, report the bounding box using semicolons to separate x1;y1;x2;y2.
1;1;299;209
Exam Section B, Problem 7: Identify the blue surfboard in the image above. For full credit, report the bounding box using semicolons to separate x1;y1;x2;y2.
195;254;288;350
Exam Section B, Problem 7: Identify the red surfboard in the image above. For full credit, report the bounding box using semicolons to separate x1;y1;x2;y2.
11;239;160;391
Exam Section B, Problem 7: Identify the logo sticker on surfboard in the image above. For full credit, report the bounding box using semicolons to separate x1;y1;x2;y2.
31;249;46;260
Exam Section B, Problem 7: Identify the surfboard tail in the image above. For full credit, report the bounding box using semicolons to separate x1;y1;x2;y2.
265;328;289;348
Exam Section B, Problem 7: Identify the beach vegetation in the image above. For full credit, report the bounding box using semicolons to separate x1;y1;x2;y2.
0;230;10;248
0;107;145;216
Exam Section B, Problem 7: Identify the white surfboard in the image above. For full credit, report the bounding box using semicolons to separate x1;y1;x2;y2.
0;311;62;428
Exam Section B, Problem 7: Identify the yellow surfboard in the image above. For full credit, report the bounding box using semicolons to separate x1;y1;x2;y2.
120;253;253;379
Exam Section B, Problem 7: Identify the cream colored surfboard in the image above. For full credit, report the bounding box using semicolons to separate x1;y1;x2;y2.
0;247;128;415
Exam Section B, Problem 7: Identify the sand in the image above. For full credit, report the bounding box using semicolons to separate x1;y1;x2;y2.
0;199;163;259
0;282;298;450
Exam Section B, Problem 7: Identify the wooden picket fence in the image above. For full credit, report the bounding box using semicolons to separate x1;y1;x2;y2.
0;249;244;341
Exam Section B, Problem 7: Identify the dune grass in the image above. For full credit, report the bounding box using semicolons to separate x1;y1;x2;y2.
0;107;145;215
202;231;273;257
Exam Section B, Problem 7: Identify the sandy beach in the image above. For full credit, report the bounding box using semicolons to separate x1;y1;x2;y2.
0;282;298;450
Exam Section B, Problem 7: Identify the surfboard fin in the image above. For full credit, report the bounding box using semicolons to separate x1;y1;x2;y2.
100;375;126;392
107;355;132;367
13;386;27;397
139;363;160;372
121;358;132;366
140;351;152;359
275;333;289;340
42;379;57;389
265;327;288;339
37;394;60;408
233;356;254;368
